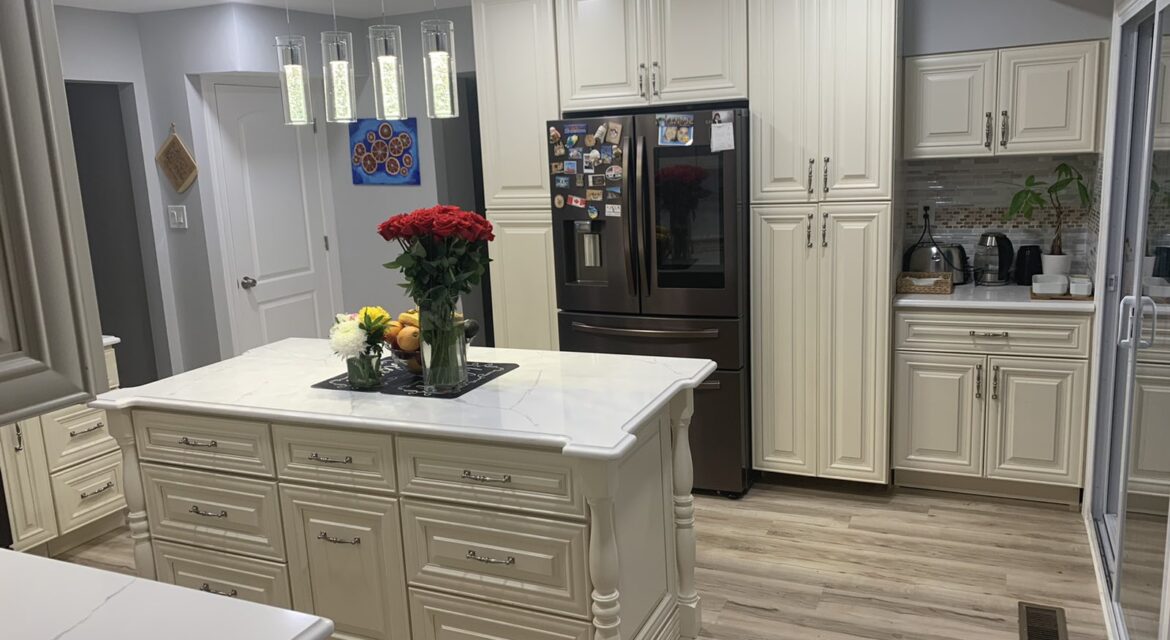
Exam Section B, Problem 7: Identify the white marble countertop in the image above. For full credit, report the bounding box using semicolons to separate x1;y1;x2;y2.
0;550;333;640
91;338;715;460
102;334;120;347
894;284;1096;313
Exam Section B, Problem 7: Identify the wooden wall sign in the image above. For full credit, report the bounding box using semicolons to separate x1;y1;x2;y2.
155;123;197;193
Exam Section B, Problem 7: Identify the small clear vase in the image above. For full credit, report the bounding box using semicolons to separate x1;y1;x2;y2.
346;352;383;390
419;298;467;395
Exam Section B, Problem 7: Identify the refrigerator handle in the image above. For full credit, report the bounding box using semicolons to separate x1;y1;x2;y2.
636;135;651;298
622;135;636;296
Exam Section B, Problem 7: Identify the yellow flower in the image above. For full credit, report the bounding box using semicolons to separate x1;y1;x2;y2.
358;306;391;327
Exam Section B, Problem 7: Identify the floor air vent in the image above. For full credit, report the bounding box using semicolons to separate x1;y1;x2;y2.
1018;602;1068;640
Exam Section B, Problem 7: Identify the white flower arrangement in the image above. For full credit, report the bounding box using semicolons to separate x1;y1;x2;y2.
329;315;368;359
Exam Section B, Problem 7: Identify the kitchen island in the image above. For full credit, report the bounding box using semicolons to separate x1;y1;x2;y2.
91;338;712;640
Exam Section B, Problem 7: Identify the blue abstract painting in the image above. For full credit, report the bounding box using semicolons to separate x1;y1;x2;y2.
350;118;420;185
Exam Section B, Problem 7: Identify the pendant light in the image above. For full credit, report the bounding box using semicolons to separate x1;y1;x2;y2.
322;0;356;123
369;1;406;120
275;4;311;125
421;18;458;119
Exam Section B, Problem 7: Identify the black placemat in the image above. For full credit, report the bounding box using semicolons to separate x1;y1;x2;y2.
311;359;518;399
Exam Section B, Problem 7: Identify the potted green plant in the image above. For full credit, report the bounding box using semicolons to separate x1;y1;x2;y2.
1005;162;1092;276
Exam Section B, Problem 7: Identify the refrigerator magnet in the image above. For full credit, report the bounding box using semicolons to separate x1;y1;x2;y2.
548;126;561;144
569;147;582;160
553;194;565;209
657;113;694;146
605;122;622;144
554;175;571;189
568;194;586;208
583;157;595;174
606;186;621;200
594;123;608;142
551;161;564;173
605;204;621;217
587;205;599;220
566;134;580;147
564;123;587;135
589;175;606;187
600;146;614;162
585;134;596;147
606;165;623;181
587;189;603;201
576;175;584;187
553;143;566;157
563;160;578;174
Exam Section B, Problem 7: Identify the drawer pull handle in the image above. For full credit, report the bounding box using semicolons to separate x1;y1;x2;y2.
992;365;1001;400
308;452;353;464
189;505;227;518
466;549;515;566
80;481;115;499
69;422;105;438
317;531;360;545
199;583;238;598
969;331;1009;338
13;424;24;452
975;364;983;399
462;470;512;484
178;436;218;448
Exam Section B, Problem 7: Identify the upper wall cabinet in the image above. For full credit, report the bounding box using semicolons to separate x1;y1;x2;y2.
749;0;897;204
473;0;561;209
556;0;747;111
904;40;1103;160
0;0;105;423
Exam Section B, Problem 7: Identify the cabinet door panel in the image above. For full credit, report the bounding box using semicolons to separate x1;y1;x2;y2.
892;352;985;476
473;0;560;209
651;0;747;103
985;357;1087;486
281;485;410;640
748;0;818;203
819;0;895;200
997;41;1101;155
818;204;890;483
0;419;58;549
1128;364;1170;496
487;211;560;350
903;52;998;159
751;206;818;474
556;0;649;110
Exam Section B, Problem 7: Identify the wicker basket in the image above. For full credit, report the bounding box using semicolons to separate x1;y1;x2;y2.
896;271;954;295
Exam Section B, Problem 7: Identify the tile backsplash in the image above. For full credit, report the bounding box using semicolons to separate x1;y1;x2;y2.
901;154;1101;275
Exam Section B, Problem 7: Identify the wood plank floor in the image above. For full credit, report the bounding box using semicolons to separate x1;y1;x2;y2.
55;482;1110;639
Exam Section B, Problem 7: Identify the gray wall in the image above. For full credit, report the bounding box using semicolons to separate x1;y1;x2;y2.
902;0;1112;56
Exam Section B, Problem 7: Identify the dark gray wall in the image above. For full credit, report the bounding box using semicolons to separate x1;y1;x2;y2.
66;81;159;386
903;0;1112;56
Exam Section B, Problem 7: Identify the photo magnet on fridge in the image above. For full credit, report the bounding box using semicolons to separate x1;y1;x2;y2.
589;175;606;187
554;175;571;189
606;186;622;200
576;175;584;187
563;160;578;174
600;146;614;162
551;161;564;173
553;143;566;157
605;204;621;217
605;122;622;144
569;147;582;160
586;189;603;201
657;113;694;146
583;157;595;174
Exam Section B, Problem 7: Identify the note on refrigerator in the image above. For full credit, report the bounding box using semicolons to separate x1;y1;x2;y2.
711;110;734;153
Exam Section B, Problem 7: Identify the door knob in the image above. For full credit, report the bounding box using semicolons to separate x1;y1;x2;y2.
240;276;258;290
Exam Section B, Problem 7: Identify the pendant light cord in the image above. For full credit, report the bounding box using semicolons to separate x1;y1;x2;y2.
331;0;338;31
381;0;387;25
284;0;291;37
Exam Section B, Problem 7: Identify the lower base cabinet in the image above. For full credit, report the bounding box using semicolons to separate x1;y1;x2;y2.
1129;363;1170;496
154;540;292;608
280;484;411;640
892;352;986;476
409;589;592;640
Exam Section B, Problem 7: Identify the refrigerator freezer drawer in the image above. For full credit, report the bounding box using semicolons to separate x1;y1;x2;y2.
690;369;750;494
557;312;744;370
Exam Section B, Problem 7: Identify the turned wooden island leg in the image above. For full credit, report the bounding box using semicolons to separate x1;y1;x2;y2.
670;392;701;639
107;409;155;579
583;465;622;640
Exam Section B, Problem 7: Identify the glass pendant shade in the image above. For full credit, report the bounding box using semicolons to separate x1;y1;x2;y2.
321;30;357;123
421;19;458;119
369;25;407;120
275;35;312;125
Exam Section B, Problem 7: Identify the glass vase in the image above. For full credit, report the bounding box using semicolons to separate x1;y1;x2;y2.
346;352;383;390
419;298;467;394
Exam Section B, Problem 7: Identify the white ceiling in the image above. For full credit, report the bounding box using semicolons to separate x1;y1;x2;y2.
54;0;471;19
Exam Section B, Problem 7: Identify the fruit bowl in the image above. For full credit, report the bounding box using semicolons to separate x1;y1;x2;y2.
389;348;423;375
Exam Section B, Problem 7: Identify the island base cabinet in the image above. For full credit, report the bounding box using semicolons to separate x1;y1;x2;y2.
153;539;292;608
984;357;1087;486
409;589;592;640
892;352;986;477
280;485;410;640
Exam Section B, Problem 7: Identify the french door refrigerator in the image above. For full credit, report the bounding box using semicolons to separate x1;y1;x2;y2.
546;108;751;496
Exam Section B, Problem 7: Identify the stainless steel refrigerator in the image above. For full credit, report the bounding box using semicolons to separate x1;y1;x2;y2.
546;108;751;496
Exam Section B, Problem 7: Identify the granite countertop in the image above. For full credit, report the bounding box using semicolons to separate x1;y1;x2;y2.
91;338;715;460
894;284;1096;313
0;550;333;640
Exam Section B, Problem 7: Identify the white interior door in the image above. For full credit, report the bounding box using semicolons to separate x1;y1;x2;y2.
211;80;337;354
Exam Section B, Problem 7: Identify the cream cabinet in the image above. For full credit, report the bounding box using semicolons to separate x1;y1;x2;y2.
903;40;1103;159
556;0;747;111
486;211;560;350
892;310;1092;489
749;0;896;203
752;203;890;483
0;420;58;549
1128;363;1170;496
472;0;560;209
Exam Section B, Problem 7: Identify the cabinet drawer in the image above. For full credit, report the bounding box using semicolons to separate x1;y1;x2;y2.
104;346;120;389
272;424;396;493
41;405;117;472
397;437;584;518
402;500;590;618
409;589;591;640
154;540;291;608
50;450;125;534
133;410;275;478
895;311;1091;358
141;463;284;561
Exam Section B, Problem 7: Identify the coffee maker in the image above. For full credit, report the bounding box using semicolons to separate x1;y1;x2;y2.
974;232;1014;286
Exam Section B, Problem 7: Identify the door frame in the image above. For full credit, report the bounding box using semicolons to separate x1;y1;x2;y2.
195;72;343;359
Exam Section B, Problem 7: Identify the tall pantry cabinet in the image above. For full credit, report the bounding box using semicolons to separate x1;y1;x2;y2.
749;0;897;483
472;0;561;350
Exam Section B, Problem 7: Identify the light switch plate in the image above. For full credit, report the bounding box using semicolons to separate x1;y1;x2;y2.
167;205;188;229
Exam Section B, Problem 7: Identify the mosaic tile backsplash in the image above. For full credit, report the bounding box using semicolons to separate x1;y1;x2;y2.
902;154;1101;276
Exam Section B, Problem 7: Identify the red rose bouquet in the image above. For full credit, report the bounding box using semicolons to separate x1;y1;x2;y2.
378;205;493;392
